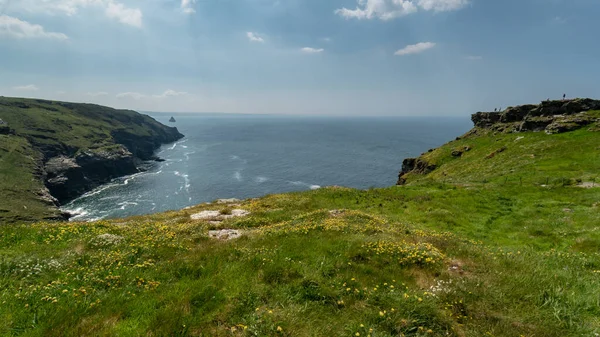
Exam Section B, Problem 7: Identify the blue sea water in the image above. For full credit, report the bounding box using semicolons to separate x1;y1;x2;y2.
62;114;472;221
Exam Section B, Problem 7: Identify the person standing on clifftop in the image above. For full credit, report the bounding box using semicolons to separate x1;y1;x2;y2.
563;94;566;100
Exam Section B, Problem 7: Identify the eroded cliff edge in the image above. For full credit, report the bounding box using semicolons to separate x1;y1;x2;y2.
0;97;183;222
397;98;600;185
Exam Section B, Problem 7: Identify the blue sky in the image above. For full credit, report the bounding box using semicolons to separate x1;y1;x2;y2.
0;0;598;115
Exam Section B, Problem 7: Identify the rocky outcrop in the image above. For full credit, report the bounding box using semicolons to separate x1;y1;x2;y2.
0;97;186;222
45;146;140;202
472;98;600;133
397;98;600;186
111;127;182;161
397;158;436;185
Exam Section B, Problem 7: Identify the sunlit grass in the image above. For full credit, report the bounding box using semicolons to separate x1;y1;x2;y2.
1;190;599;336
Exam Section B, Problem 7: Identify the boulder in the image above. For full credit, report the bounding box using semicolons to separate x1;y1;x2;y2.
208;229;242;240
397;158;437;185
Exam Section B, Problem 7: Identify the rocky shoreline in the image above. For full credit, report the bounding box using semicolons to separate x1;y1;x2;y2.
0;97;184;221
43;135;183;219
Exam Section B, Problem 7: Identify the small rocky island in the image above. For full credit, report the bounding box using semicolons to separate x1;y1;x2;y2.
0;97;184;223
169;116;176;123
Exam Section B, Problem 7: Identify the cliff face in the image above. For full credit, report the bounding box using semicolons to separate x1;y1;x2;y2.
0;97;183;222
471;98;600;133
397;98;600;185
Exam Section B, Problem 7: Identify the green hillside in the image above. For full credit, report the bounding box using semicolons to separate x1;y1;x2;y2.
0;100;599;336
0;97;183;223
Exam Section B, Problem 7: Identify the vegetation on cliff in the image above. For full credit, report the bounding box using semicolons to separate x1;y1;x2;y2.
0;98;598;336
0;97;183;224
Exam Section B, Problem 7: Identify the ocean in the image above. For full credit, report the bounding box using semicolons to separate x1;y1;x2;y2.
62;114;472;221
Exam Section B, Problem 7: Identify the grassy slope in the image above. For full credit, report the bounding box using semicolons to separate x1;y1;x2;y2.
0;97;180;223
1;113;599;336
0;97;172;152
0;135;64;222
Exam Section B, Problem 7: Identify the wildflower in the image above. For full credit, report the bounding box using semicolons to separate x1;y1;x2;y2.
379;311;385;317
277;326;283;332
355;333;360;336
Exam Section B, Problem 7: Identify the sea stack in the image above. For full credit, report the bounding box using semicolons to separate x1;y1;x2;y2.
169;116;176;123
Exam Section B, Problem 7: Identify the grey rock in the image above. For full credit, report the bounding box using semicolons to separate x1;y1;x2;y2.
471;98;600;134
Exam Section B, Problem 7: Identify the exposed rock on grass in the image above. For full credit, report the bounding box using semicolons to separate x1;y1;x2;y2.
208;229;242;240
190;209;250;221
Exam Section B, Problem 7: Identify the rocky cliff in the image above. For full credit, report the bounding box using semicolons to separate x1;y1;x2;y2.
0;97;183;222
397;98;600;185
471;98;600;134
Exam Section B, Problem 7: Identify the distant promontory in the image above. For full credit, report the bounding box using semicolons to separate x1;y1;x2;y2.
0;97;184;223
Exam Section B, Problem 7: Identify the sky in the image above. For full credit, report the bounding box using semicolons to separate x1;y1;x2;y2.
0;0;599;116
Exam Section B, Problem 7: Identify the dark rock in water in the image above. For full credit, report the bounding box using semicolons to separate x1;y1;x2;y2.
60;211;72;220
169;116;176;123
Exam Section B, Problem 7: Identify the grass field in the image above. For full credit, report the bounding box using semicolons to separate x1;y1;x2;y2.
0;106;599;336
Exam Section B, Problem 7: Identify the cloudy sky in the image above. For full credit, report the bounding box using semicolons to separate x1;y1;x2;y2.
0;0;598;115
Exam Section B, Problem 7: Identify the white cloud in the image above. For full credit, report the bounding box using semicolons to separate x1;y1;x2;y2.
13;84;39;91
417;0;469;12
105;2;142;28
86;91;108;97
181;0;196;14
15;0;143;28
0;15;68;40
394;42;436;55
465;55;482;60
116;92;146;100
246;32;265;43
153;89;188;98
300;47;324;54
335;0;468;20
335;0;417;20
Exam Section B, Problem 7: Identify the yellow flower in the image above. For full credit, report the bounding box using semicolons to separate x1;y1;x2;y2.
379;311;385;316
277;326;283;332
355;333;360;336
